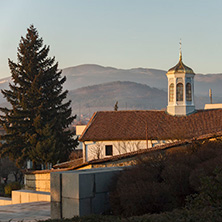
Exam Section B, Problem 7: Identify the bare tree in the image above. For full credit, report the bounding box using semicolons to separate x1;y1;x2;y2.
114;101;118;111
69;150;83;160
114;141;142;155
91;142;104;159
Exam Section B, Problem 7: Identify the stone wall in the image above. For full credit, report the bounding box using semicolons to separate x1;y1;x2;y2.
51;167;124;219
25;172;50;192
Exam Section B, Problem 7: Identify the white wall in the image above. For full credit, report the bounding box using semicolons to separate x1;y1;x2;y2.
204;104;222;110
76;125;87;136
83;139;171;162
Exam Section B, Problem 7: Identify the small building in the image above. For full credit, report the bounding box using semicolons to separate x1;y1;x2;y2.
79;109;222;162
79;49;222;162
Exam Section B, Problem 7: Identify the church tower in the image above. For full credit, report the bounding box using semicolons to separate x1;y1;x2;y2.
166;43;195;116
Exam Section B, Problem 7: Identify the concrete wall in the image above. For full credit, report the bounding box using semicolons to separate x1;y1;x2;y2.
0;197;12;205
0;190;50;206
51;167;124;219
84;140;171;162
25;173;50;192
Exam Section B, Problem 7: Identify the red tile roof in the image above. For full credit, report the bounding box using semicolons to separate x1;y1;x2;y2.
53;158;83;169
79;109;222;141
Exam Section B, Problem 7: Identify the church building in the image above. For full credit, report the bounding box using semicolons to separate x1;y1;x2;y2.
79;49;222;162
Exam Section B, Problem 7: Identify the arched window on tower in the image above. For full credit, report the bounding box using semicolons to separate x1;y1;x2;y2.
186;83;192;101
176;83;183;101
169;83;174;102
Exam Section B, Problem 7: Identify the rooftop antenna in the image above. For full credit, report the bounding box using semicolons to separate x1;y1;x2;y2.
209;89;213;104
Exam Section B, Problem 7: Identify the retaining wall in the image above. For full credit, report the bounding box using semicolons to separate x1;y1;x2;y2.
25;173;50;192
0;190;50;206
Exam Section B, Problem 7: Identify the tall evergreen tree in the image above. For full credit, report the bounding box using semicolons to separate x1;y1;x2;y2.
0;25;77;169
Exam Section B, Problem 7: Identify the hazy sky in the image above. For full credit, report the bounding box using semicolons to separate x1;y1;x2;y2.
0;0;222;78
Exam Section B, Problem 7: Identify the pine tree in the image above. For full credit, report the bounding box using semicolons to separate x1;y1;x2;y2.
0;25;77;169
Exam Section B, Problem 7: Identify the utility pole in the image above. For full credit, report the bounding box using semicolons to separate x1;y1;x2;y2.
209;89;213;104
146;122;148;149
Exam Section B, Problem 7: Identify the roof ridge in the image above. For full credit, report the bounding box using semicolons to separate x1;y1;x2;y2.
79;111;98;141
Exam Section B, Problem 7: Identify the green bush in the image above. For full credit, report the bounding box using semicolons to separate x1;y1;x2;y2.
186;167;222;210
109;140;222;217
37;208;222;222
4;182;21;196
109;152;195;216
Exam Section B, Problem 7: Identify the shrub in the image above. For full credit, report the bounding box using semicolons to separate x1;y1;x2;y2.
4;182;21;196
186;167;222;210
110;152;194;216
109;140;222;217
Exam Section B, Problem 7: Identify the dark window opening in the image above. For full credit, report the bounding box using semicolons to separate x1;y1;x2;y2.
105;145;113;156
169;83;174;102
186;83;192;101
176;83;183;101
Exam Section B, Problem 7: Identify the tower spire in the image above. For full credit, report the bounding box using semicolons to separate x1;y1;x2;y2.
179;39;182;61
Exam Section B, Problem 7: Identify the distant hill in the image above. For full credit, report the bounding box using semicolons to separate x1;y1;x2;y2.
67;81;222;119
62;64;168;91
62;64;222;98
195;74;222;96
1;64;222;97
0;64;222;117
0;77;11;104
68;81;167;118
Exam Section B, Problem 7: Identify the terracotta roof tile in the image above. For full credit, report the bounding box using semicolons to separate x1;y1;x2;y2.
53;158;83;169
79;109;222;141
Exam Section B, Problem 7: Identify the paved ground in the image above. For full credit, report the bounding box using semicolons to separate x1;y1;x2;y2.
0;201;50;222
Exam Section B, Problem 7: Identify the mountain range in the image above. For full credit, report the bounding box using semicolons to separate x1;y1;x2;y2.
62;64;222;97
0;64;222;118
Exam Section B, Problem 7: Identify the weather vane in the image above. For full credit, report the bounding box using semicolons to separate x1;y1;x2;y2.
179;39;182;61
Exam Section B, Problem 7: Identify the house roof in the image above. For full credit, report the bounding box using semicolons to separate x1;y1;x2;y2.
79;109;222;141
53;158;83;169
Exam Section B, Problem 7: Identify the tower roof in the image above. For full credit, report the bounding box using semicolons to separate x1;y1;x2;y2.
167;42;195;75
167;58;195;75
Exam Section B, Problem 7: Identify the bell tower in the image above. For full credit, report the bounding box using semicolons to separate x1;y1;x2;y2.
166;42;195;116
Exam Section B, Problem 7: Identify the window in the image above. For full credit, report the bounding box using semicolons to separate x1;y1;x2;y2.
169;83;174;102
186;83;192;101
105;145;113;156
176;83;183;101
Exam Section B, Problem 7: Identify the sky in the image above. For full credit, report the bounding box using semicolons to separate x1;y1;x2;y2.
0;0;222;78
